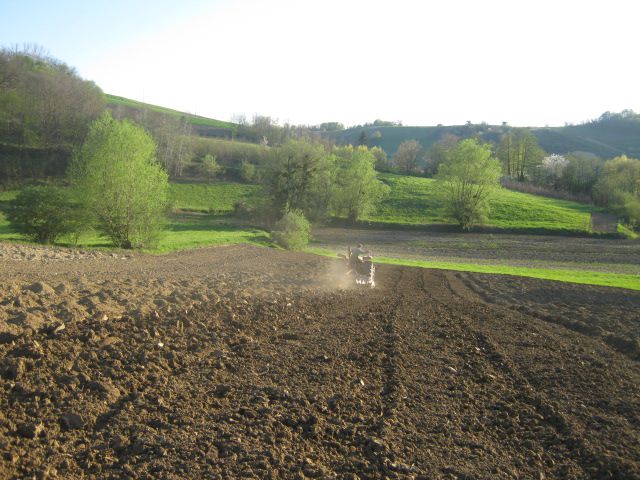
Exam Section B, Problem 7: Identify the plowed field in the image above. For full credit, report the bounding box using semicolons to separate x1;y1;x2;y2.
1;244;639;479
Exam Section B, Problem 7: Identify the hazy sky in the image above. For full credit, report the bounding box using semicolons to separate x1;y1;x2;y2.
1;0;639;127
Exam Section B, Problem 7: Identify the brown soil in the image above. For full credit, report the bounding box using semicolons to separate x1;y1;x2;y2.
1;243;639;479
312;228;640;274
590;213;618;234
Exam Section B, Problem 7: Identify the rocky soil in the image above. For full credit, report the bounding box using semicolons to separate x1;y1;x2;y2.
0;243;639;479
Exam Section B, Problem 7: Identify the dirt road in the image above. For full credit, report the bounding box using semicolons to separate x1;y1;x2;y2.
1;244;639;479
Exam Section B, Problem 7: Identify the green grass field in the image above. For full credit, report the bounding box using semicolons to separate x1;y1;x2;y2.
366;174;593;232
0;185;270;252
169;182;265;213
106;94;237;133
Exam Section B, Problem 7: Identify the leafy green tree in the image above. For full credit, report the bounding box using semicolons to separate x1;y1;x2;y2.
6;186;89;244
306;153;337;221
436;139;501;230
393;140;424;174
333;146;390;222
69;111;169;249
271;209;311;250
200;153;221;181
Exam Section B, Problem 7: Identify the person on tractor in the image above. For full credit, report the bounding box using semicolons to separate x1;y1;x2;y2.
349;243;370;274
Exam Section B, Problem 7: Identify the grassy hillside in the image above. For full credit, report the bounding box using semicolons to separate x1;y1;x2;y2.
337;119;640;159
365;174;593;232
106;94;237;133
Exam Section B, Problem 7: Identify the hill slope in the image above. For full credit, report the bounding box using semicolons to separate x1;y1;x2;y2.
336;115;640;159
106;94;237;136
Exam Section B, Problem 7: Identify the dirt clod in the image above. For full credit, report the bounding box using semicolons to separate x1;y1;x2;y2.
17;421;44;439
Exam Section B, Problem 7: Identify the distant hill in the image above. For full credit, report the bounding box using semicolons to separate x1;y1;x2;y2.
335;112;640;159
106;94;237;138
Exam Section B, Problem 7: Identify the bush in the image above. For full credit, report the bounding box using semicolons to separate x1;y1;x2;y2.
7;186;88;244
240;160;257;183
271;209;311;250
620;194;640;229
70;112;169;249
200;154;222;181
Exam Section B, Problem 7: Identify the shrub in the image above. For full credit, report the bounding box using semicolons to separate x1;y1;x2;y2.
271;209;311;250
70;112;169;249
240;160;257;183
200;154;222;181
7;186;88;243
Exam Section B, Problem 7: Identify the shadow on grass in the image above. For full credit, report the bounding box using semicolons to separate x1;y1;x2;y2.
166;219;262;234
326;218;624;239
0;224;14;236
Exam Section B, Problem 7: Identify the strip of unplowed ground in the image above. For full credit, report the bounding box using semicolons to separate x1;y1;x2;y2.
0;244;638;479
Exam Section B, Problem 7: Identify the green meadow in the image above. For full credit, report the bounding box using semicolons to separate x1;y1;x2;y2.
367;174;593;232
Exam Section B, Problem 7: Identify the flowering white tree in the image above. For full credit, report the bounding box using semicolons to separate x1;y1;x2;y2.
540;154;568;187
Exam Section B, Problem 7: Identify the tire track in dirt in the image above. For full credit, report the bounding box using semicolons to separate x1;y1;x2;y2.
440;270;640;479
470;327;640;479
453;271;640;362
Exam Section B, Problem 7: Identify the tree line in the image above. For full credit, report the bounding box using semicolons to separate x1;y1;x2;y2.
6;112;392;250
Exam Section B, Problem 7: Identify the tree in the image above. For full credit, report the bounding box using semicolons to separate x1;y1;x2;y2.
319;122;344;132
263;139;330;216
109;103;193;178
436;138;501;230
6;186;88;244
333;146;390;222
69;111;169;248
393;140;424;174
370;146;390;171
497;129;544;180
539;154;569;188
560;152;602;195
425;134;459;177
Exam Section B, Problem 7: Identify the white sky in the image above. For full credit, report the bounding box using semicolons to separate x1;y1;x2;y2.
2;0;639;127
